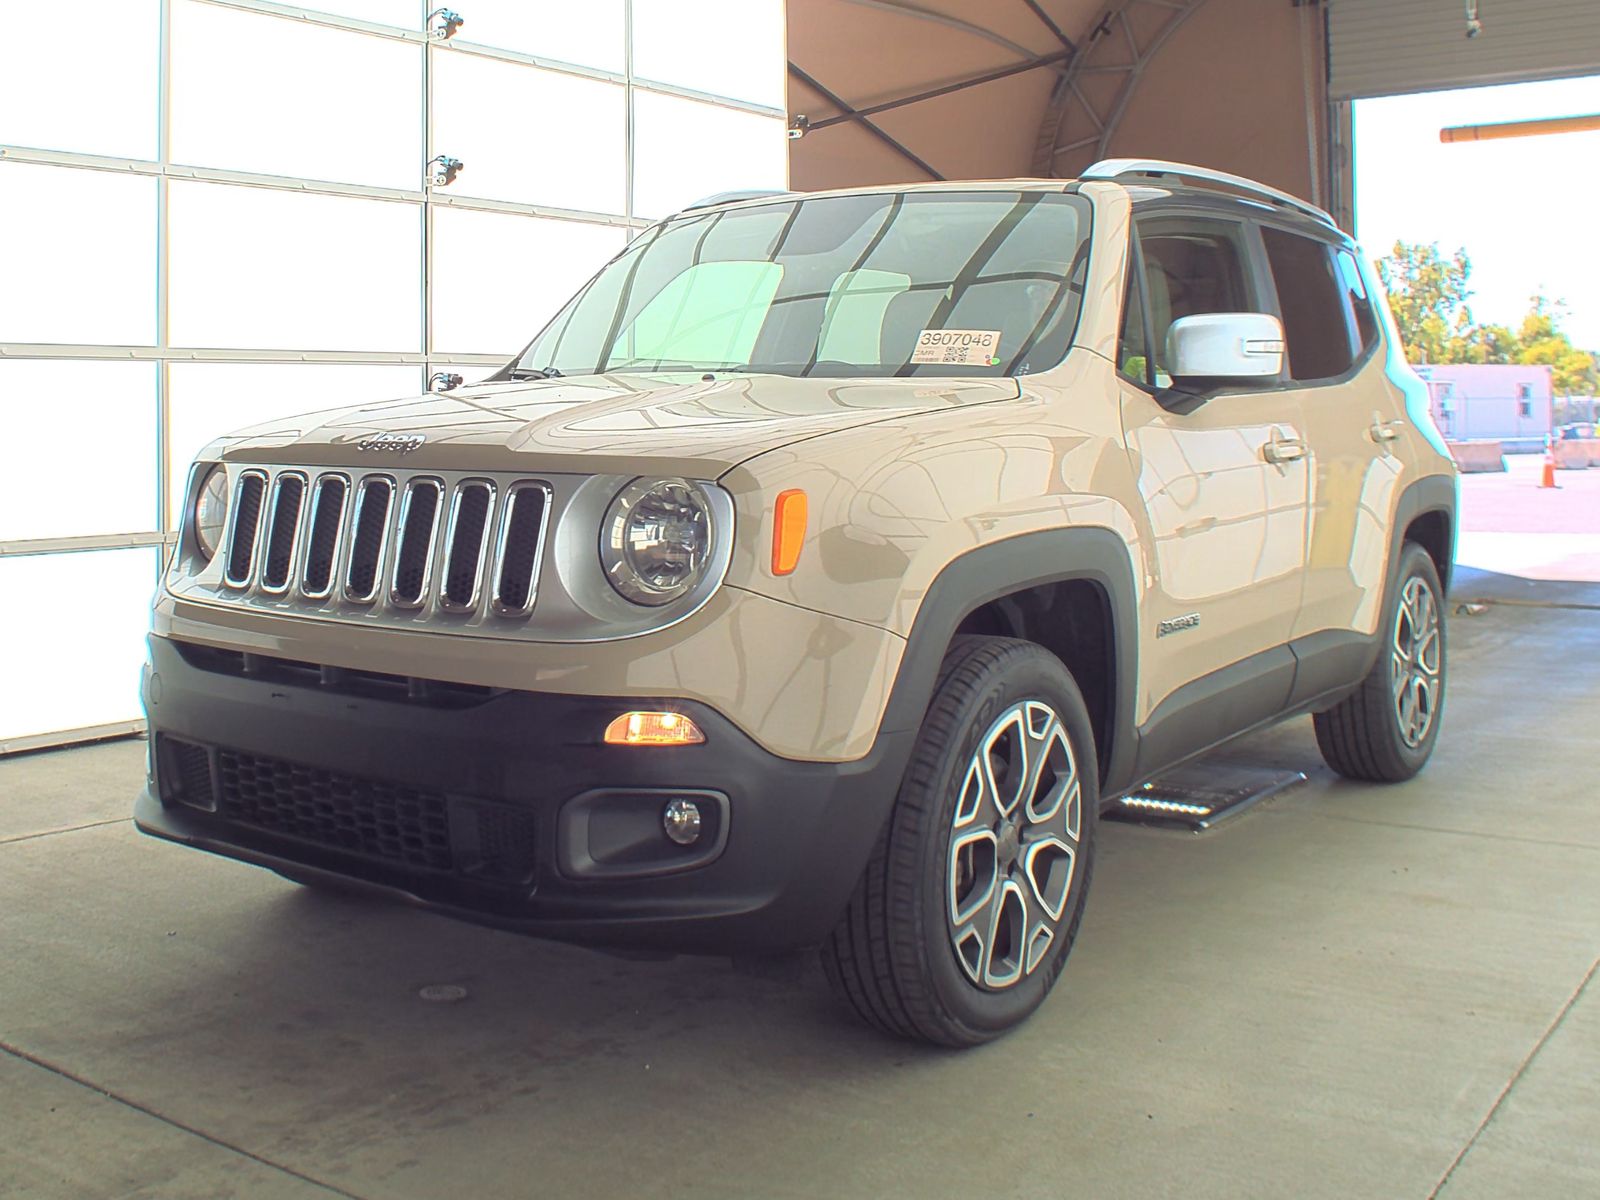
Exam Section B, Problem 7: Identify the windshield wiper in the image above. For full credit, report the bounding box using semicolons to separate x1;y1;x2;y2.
507;366;562;380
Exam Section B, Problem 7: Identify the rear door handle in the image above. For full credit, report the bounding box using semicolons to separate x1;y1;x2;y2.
1370;413;1404;443
1263;437;1306;464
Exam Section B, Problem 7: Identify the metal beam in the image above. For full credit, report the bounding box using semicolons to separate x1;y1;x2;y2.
829;0;1040;60
808;49;1074;131
1020;0;1077;50
787;64;946;181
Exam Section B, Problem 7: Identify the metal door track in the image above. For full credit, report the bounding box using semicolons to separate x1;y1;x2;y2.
1106;763;1308;832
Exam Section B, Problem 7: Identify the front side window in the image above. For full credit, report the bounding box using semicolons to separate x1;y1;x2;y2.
1136;217;1254;386
513;191;1092;379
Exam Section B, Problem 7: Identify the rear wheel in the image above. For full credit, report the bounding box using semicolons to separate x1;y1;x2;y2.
1314;542;1446;782
821;635;1099;1047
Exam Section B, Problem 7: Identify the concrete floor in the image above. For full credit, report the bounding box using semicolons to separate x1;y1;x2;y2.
3;568;1598;1199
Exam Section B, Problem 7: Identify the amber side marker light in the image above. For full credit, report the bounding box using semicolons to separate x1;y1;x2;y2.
604;711;706;746
772;489;808;576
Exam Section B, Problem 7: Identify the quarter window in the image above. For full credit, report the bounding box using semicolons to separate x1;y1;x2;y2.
1335;250;1380;354
1261;226;1358;381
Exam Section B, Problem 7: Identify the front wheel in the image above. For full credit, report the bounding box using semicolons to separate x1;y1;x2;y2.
1314;541;1447;782
821;636;1099;1047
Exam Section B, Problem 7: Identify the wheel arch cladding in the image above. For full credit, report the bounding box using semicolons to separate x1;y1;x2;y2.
879;528;1140;793
1393;473;1457;596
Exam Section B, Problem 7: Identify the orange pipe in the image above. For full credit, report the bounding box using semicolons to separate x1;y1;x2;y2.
1441;113;1600;143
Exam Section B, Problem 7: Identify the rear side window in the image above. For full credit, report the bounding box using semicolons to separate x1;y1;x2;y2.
1260;226;1358;381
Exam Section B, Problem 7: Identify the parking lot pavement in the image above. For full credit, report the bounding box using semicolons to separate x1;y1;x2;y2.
1457;454;1600;582
3;580;1598;1200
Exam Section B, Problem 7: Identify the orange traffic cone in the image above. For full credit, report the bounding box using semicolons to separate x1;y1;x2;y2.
1540;453;1558;489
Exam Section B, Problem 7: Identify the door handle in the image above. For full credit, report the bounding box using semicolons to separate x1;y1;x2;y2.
1369;413;1404;443
1263;436;1306;464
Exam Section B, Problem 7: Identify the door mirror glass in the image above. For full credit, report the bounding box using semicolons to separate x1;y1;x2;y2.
1167;312;1285;382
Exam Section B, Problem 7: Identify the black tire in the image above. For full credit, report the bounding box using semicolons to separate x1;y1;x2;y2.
1313;542;1447;782
821;635;1099;1047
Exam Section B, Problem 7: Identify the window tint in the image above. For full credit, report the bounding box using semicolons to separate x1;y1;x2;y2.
1261;226;1357;381
1335;250;1380;353
1137;218;1252;385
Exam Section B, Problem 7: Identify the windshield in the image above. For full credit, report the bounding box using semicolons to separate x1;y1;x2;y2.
511;190;1092;380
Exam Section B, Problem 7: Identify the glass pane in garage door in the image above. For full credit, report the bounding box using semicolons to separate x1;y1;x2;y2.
0;547;158;742
167;181;420;351
167;363;422;524
431;208;624;355
631;93;787;219
0;361;159;542
0;163;157;346
444;0;625;73
430;53;625;215
170;0;422;190
0;0;159;160
632;0;785;108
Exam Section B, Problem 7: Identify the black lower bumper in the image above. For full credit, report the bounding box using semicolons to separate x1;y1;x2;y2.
135;635;913;954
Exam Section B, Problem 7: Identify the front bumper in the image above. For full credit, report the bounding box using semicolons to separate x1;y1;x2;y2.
136;635;913;954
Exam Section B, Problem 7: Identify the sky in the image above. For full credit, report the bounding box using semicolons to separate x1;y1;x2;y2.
1354;74;1600;352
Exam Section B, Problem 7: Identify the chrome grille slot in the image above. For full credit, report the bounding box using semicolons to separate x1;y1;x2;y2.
299;474;348;599
389;478;445;609
492;483;552;617
260;473;307;594
440;481;495;613
223;471;268;588
344;476;395;604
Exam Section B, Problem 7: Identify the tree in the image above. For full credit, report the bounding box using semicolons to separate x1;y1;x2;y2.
1376;241;1474;365
1376;242;1599;394
1517;298;1598;396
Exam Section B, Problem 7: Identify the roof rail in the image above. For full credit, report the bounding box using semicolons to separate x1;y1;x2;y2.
1080;158;1336;228
678;188;793;213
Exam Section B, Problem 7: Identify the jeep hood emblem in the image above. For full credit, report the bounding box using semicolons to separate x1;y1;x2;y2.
356;432;426;454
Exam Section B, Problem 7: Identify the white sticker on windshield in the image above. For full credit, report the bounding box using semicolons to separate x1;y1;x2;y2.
911;329;1002;366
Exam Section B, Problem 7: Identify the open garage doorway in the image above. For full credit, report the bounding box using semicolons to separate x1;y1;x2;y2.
1349;73;1600;583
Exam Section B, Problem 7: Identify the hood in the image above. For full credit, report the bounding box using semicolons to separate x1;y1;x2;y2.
210;371;1022;478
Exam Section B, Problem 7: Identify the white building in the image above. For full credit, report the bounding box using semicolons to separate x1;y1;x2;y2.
1414;363;1554;447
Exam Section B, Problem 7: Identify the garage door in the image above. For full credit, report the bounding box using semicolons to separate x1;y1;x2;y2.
1330;0;1600;100
0;0;786;754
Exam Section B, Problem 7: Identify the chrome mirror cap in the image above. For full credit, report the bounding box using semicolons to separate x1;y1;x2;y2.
1167;312;1285;381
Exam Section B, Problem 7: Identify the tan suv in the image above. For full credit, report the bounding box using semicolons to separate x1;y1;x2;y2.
137;160;1457;1046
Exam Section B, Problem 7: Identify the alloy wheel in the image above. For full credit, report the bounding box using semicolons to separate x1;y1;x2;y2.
947;700;1081;989
1391;575;1442;749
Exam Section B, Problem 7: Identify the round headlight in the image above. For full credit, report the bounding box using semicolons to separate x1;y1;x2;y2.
193;465;230;562
600;477;714;606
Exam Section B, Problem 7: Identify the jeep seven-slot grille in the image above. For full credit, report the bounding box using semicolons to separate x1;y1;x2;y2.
217;467;551;623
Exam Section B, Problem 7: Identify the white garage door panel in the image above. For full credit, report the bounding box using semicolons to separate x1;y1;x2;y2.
0;548;158;743
1331;0;1600;100
430;53;627;214
170;0;422;190
0;164;157;346
0;0;159;160
167;182;420;352
0;362;159;542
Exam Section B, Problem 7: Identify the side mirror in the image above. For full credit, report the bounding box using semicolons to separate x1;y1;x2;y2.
1167;313;1285;383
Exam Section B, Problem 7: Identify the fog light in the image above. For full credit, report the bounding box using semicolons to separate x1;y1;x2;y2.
604;711;705;746
662;798;704;846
